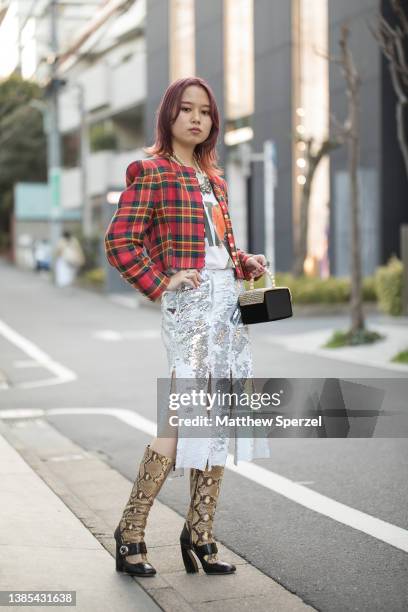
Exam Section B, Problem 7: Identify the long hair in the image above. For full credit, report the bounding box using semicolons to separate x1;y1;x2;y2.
144;77;223;178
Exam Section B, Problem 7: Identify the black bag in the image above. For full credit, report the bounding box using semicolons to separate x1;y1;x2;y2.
238;268;293;325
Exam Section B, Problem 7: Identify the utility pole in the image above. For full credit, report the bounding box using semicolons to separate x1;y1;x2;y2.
47;0;63;278
74;82;91;238
44;0;130;247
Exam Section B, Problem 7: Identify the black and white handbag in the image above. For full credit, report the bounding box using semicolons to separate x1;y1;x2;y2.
238;267;293;325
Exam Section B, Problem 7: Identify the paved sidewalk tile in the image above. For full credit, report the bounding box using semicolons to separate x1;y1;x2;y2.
0;429;161;612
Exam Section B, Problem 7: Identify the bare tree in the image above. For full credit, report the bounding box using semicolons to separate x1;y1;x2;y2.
320;23;365;334
338;22;365;334
370;0;408;182
292;132;346;277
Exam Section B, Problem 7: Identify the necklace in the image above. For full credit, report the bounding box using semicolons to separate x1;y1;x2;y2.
170;152;213;195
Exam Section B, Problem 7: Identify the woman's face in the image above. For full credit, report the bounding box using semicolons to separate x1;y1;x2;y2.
171;85;213;151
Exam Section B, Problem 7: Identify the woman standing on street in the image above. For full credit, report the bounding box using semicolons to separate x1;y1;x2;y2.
105;76;271;577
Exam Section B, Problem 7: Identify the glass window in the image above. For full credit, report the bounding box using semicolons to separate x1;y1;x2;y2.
62;131;80;168
224;0;254;121
169;0;195;81
292;0;330;276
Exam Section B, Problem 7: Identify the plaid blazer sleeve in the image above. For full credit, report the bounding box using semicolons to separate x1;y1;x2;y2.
104;160;171;302
220;178;260;282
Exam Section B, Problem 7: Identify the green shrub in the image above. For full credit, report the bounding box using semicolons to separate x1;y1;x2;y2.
362;276;377;301
391;349;408;364
374;256;403;316
89;122;117;152
245;273;377;304
324;329;384;348
81;267;105;285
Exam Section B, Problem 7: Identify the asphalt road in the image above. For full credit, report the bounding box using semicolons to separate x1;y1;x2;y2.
1;260;407;612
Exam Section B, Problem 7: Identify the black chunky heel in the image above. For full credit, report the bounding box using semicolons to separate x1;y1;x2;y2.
114;526;156;577
113;445;175;577
180;541;199;573
116;552;124;572
180;523;236;575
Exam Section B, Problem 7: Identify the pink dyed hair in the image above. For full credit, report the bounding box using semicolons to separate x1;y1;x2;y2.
144;76;223;178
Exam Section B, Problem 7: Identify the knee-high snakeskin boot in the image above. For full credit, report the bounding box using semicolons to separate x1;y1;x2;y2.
180;465;236;574
114;444;174;576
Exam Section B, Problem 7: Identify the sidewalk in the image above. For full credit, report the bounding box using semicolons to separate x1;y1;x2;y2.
0;417;315;612
265;319;408;373
0;422;160;612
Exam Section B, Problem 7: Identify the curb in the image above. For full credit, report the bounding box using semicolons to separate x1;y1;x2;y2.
0;416;316;612
0;420;160;612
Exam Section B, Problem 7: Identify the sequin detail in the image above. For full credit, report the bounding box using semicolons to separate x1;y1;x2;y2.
160;267;271;478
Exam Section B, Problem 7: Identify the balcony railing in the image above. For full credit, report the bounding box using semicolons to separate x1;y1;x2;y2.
61;148;145;209
59;54;146;131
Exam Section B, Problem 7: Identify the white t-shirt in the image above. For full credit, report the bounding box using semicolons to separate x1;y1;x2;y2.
201;186;234;269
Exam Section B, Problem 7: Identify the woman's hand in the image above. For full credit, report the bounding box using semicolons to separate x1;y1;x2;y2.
166;269;202;291
245;254;267;279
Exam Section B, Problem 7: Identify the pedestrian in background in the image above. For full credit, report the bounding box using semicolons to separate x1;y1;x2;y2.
55;230;85;288
105;76;271;578
33;238;51;272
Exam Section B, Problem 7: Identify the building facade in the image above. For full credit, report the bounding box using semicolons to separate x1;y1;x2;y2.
145;0;407;277
2;0;406;277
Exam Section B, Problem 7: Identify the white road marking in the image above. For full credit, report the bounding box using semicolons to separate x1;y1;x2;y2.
124;330;161;339
108;294;140;309
1;409;46;418
48;453;87;462
295;481;315;485
93;330;122;341
1;406;407;553
0;319;76;389
226;459;408;553
93;329;161;341
13;360;43;368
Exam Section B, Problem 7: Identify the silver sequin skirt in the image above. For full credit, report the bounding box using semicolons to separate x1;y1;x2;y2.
160;266;271;478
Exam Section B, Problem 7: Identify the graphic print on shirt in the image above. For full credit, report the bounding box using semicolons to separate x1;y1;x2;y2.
202;189;233;269
203;200;227;247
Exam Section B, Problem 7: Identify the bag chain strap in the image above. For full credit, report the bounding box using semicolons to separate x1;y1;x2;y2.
249;266;276;291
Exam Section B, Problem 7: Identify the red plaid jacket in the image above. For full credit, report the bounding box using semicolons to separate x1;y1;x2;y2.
104;155;255;301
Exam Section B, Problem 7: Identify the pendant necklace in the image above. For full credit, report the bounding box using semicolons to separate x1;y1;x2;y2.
170;152;213;195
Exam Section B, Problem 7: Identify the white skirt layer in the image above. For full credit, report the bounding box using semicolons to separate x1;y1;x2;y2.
160;266;272;478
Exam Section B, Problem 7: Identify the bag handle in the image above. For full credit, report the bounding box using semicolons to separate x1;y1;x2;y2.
249;264;276;290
